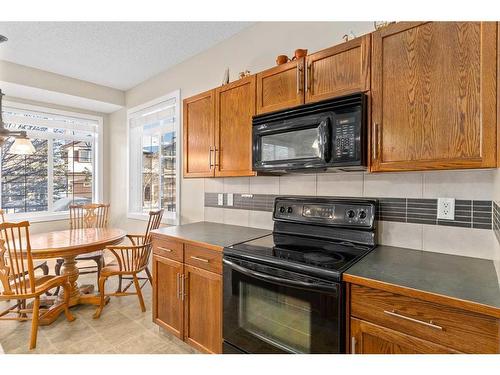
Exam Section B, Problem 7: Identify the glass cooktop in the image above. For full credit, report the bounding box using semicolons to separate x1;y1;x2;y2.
225;233;374;280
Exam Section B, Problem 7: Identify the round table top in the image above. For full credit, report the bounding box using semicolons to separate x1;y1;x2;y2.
30;228;127;259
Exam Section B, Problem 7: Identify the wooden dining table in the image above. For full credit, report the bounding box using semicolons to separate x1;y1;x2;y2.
29;227;126;325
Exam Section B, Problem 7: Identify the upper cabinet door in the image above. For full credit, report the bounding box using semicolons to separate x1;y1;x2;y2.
215;75;256;177
183;90;215;177
256;58;305;114
306;35;371;103
371;22;497;172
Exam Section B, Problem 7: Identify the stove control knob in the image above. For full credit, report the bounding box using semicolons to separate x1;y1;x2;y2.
359;210;367;219
279;206;286;213
287;207;293;214
347;209;355;219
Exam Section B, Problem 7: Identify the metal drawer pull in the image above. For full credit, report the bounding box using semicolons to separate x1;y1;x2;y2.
190;255;209;263
351;337;356;354
158;246;172;252
384;310;443;330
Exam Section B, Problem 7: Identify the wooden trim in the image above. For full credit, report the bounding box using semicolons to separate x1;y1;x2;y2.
183;89;215;178
343;274;500;319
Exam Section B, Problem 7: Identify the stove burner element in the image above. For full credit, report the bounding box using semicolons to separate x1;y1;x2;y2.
303;251;345;264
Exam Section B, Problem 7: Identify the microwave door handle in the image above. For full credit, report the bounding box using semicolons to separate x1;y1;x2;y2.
223;258;338;294
318;118;331;162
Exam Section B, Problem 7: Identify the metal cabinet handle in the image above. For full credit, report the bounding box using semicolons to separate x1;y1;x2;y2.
372;122;380;160
214;147;220;167
296;63;303;94
158;246;172;252
307;63;312;93
351;337;356;354
384;310;443;331
190;255;209;263
208;146;213;169
181;274;186;301
175;273;181;299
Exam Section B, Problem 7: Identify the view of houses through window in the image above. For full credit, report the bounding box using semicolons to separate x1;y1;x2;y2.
0;103;100;215
129;91;179;222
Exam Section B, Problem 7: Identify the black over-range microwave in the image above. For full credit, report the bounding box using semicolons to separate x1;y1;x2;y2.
252;93;367;173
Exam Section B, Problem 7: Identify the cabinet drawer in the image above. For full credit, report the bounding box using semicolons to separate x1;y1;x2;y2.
350;284;500;353
184;244;222;274
152;237;184;262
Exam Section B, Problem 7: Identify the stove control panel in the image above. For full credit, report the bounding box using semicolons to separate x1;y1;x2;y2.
273;197;376;228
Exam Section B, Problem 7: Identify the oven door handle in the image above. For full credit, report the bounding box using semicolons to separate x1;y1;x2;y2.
223;258;338;294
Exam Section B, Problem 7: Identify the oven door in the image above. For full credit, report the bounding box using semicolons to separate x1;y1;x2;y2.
252;113;332;172
223;256;343;354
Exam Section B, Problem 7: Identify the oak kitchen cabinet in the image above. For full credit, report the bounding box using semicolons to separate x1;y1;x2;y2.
256;35;371;115
152;236;223;354
305;34;371;103
183;75;256;178
348;283;500;354
371;21;498;172
256;58;305;114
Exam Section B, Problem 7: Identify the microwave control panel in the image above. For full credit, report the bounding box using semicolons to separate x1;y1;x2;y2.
331;109;361;162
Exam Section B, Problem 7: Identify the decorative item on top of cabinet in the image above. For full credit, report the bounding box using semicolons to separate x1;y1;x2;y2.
214;75;256;177
256;57;305;114
183;89;215;178
371;21;497;172
221;68;229;85
305;34;370;103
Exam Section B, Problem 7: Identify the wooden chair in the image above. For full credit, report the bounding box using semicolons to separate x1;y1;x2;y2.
0;221;75;349
117;209;164;292
93;242;152;319
0;209;49;278
54;203;110;294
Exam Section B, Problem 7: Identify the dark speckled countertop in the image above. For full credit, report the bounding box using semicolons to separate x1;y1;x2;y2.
151;221;271;251
344;245;500;317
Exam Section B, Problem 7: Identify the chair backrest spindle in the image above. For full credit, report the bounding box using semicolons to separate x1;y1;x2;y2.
0;221;35;296
69;203;110;230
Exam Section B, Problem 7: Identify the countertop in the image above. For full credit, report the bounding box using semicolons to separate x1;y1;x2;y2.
151;221;271;251
344;245;500;318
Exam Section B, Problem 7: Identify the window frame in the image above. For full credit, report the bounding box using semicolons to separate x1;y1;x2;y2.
126;90;181;225
1;100;104;223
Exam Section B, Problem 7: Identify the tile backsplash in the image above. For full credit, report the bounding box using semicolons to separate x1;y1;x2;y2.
202;170;498;260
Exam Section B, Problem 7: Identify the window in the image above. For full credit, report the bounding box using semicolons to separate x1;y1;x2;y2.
0;101;102;220
128;90;180;224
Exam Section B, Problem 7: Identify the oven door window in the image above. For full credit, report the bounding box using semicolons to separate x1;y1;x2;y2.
223;262;341;354
261;127;321;162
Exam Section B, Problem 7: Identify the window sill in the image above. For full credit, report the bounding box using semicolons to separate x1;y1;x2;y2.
127;212;179;226
4;212;70;223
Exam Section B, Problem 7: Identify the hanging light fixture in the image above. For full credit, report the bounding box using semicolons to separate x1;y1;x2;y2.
0;89;36;155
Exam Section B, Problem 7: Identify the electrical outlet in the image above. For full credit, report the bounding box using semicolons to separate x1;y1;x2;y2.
217;193;224;206
227;193;234;206
437;198;455;220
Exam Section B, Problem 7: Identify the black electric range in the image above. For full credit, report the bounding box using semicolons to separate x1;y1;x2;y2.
223;196;377;354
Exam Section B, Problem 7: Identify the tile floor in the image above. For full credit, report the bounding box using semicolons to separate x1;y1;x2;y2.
0;262;197;354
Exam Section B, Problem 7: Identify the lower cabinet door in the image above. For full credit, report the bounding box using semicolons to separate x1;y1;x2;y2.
350;318;460;354
152;255;184;339
183;264;222;354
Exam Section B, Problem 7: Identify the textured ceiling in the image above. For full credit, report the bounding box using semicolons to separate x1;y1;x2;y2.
0;22;254;90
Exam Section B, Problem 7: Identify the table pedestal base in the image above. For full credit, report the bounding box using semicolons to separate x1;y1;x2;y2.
39;255;110;326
